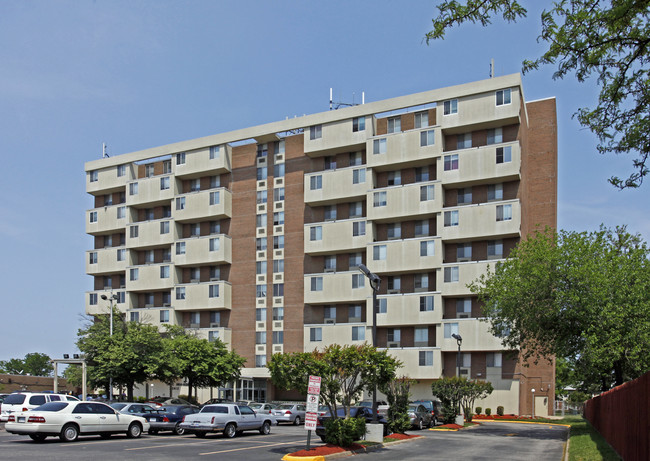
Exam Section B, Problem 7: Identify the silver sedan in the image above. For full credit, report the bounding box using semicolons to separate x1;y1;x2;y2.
271;403;306;425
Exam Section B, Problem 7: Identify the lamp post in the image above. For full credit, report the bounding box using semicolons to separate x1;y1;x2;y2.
358;264;381;423
100;291;118;402
451;333;463;416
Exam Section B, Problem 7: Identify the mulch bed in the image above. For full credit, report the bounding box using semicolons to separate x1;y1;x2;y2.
437;423;464;429
289;443;365;457
385;433;420;440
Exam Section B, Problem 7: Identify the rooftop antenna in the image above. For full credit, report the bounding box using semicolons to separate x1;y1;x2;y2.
329;88;365;110
102;143;109;158
490;59;495;78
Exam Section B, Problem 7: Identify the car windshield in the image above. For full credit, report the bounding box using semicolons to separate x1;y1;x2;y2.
34;402;69;412
277;404;294;410
408;405;418;412
201;405;228;414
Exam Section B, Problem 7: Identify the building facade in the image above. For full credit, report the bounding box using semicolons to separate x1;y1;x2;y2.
85;74;556;415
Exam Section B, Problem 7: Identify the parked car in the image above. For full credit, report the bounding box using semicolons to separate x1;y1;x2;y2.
315;406;390;442
148;405;199;435
412;399;443;426
146;397;194;408
249;403;276;415
201;398;232;407
408;403;433;429
179;403;276;438
1;392;79;422
271;403;306;425
5;400;149;442
358;400;389;415
110;402;161;424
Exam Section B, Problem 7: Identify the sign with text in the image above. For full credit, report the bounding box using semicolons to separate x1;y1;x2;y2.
307;375;321;395
306;393;320;413
304;412;318;431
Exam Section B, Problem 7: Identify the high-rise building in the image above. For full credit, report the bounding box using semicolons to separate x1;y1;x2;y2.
85;73;556;415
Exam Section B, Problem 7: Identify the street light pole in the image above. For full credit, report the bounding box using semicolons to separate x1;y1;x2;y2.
451;333;463;416
358;264;381;424
101;291;118;402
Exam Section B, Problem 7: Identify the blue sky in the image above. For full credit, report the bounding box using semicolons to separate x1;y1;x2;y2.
1;1;647;363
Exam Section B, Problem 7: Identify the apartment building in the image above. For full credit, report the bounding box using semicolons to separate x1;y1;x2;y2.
85;73;556;415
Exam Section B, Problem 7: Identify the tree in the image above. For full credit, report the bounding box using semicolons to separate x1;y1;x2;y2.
381;376;414;434
427;1;650;188
431;377;494;423
268;343;401;418
0;353;53;376
469;225;650;391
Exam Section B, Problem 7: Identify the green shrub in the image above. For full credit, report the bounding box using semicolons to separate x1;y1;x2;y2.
496;406;504;416
485;408;492;416
382;377;413;434
475;406;482;415
323;417;366;447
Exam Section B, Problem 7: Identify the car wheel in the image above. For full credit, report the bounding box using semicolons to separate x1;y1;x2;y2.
293;416;301;426
224;423;237;438
29;434;47;442
417;419;423;430
60;423;79;442
127;422;142;438
100;433;111;439
195;431;207;438
173;423;185;436
259;421;271;435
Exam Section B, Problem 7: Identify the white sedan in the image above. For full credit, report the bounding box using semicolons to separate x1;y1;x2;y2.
5;400;149;442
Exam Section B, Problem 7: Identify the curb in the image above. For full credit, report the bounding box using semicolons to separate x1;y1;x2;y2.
471;419;571;427
281;435;422;461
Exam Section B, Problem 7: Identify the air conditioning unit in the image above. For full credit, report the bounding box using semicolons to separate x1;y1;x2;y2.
325;319;336;325
274;274;282;281
458;313;470;319
257;157;267;165
259;204;266;211
274;250;283;257
460;367;470;375
257;228;265;235
275;177;284;185
275;154;284;162
258;180;266;188
209;322;220;328
349;317;361;323
387;289;400;295
191;278;199;283
210;277;219;281
257;322;265;329
189;323;200;328
273;345;283;352
324;268;335;273
458;257;471;262
273;321;282;328
274;225;283;233
145;304;153;308
275;202;283;209
257;251;266;258
256;345;265;352
163;303;171;307
387;341;400;348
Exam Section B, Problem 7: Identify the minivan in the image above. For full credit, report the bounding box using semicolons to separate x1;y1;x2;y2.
0;392;79;422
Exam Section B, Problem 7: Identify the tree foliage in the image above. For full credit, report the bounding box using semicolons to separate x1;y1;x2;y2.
431;376;494;423
469;225;650;391
381;376;413;434
268;343;401;418
427;0;650;188
0;353;53;377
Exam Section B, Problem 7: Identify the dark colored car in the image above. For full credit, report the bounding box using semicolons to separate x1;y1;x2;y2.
315;406;390;442
412;399;443;426
148;404;200;435
110;402;162;425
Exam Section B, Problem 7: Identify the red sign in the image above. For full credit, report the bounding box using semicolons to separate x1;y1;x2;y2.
308;375;321;395
304;412;318;431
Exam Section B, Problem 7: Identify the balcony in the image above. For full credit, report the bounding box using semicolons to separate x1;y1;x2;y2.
441;318;504;351
174;188;232;222
384;348;442;380
367;182;441;222
174;235;232;266
441;141;520;186
85;290;128;316
174;145;232;178
86;247;128;275
192;327;233;350
87;165;133;195
303;322;369;350
439;260;498;296
304;272;367;304
127;263;175;291
437;87;521;132
86;205;128;235
304;219;369;255
374;292;442;327
304;168;368;206
126;218;175;250
303;118;370;156
366;127;441;170
127;175;175;207
367;237;442;273
441;200;520;242
173;281;232;311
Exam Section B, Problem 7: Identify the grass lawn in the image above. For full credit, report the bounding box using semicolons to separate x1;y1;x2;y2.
559;416;621;461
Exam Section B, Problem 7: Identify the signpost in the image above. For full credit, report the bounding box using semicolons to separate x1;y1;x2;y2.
305;375;321;450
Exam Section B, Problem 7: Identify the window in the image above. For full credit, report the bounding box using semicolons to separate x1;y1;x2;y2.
324;255;336;272
444;323;459;338
420;184;435;201
378;298;387;313
89;211;97;223
104;194;113;206
255;332;266;344
160;177;170;190
256;214;266;228
190;223;200;236
129;182;138;196
323;156;336;170
117;249;126;261
256;143;268;158
210;266;220;280
160;266;169;279
209;237;220;251
256;285;266;297
352;274;365;289
187;179;200;192
387;328;401;342
496;88;511;106
457;243;472;261
257;167;267;180
373;245;387;261
457;298;471;316
209;284;220;298
415;167;429;182
462;353;472;368
487;352;503;367
175;242;186;255
162;160;171;174
176;152;186;165
414;274;429;291
373;138;386;154
273;259;284;273
273;211;284;226
209;191;220;205
444;210;459;227
273;307;284;320
415;327;428;345
353;116;365;132
145;164;154;178
256;238;267;251
420;295;434;312
273;331;284;344
210;311;221;325
387;223;401;239
274;163;285;177
162;206;171;218
210;145;220;159
415;220;429;237
274;187;285;202
349;252;362;269
103;275;112;288
130;225;139;238
323;206;336;221
420;129;435;147
457;133;472;149
457;188;472;205
496;146;512;163
444;266;459;283
415;111;428;128
310;175;322;190
160;310;170;323
273;283;284;297
210;221;220;234
349;152;363;166
352;168;366;184
255;355;267;367
208;331;219;342
324;306;336;321
487;127;503;145
352;326;365;341
256;261;267;275
387;171;401;186
89;293;97;305
189;312;200;325
104;235;113;247
275;140;285;155
176;287;185;300
130;268;139;281
349;202;363;218
130;312;139;322
117;206;126;219
443;99;458;115
420;240;435;257
419;351;433;366
310;327;322;342
89;170;98;182
190;267;200;281
144;208;154;221
311;277;323;291
257;190;268;204
373;191;387;207
310;124;322;140
176;197;185;210
444;154;459;171
387;276;400;292
387;116;401;133
496;204;512;221
488;240;504;259
488;183;503;201
310;226;322;241
117;165;126;177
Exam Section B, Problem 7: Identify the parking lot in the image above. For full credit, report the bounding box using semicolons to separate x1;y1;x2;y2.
0;421;569;461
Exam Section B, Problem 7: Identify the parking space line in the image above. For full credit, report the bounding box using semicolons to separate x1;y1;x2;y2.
199;441;296;455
